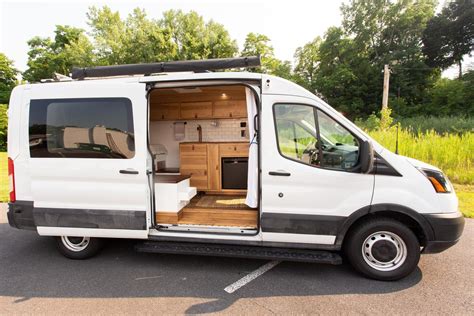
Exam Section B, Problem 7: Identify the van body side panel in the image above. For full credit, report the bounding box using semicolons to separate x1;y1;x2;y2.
260;94;375;245
15;81;150;238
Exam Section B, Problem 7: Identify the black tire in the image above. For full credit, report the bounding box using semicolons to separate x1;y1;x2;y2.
55;236;104;259
343;217;420;281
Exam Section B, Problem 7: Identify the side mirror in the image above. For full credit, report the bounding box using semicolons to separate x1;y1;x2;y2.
359;140;374;174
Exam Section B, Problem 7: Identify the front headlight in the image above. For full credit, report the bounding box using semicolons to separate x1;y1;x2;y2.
417;168;452;193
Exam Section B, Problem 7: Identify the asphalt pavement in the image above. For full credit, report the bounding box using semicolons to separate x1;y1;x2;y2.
1;203;473;315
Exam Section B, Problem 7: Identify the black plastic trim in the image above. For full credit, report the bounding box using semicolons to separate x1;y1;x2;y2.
423;239;460;253
7;201;36;230
372;153;402;177
334;203;436;249
34;208;147;230
422;212;465;242
8;201;147;230
261;213;346;236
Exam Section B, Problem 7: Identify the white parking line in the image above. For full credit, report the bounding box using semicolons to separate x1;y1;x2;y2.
224;261;281;294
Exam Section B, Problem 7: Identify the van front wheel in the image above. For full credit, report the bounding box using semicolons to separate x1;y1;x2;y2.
56;236;103;259
344;218;420;281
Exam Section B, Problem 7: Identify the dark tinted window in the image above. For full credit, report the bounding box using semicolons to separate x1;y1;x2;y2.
29;98;135;158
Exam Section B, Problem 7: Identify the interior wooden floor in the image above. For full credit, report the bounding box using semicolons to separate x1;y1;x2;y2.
156;194;258;228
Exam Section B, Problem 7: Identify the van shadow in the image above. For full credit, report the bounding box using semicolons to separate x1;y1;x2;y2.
0;225;422;313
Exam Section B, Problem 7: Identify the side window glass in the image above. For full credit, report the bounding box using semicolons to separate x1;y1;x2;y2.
317;110;359;170
274;103;360;171
29;98;135;158
274;104;320;166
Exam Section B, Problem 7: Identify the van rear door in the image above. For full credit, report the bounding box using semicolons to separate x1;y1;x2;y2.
26;81;149;238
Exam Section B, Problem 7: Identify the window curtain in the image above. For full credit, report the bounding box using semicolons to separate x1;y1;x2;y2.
245;87;258;208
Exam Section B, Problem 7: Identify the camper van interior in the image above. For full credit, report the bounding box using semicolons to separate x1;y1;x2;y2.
148;85;258;232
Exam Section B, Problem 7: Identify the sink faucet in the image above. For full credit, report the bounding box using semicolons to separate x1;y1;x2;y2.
197;124;202;142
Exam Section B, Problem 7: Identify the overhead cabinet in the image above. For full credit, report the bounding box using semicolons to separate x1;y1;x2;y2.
180;102;213;119
151;100;247;121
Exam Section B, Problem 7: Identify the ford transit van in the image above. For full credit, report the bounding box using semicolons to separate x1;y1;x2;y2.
7;57;464;281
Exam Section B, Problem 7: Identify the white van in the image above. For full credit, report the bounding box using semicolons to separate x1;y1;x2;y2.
6;57;464;281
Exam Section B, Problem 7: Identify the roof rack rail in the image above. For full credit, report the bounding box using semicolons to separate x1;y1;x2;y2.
71;56;261;80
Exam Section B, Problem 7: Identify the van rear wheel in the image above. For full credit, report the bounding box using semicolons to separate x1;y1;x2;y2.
344;218;420;281
56;236;103;259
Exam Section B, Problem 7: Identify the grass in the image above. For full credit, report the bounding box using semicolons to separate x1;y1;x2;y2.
368;129;474;185
455;184;474;218
0;152;472;217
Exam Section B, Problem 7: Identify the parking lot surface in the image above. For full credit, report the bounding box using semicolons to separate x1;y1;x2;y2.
1;204;473;314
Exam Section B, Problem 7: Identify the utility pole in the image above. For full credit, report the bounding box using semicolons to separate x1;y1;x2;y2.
382;64;390;110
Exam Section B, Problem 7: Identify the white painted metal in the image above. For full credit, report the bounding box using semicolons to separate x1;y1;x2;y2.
37;226;148;239
260;93;375;245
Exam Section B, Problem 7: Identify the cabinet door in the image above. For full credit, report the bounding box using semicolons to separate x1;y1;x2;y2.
207;144;220;190
180;144;208;190
213;100;247;118
150;103;180;121
180;102;213;119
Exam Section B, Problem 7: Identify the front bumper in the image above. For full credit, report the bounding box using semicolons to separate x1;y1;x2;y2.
422;212;465;253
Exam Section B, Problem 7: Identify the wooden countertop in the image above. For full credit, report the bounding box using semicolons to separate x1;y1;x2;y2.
154;174;191;184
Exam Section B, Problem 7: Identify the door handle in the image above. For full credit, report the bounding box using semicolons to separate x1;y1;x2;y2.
269;171;291;177
120;169;139;175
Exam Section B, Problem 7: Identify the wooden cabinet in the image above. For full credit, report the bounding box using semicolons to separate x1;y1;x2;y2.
207;144;220;191
213;100;247;119
180;144;208;190
150;103;180;121
180;142;249;192
180;102;213;119
150;100;247;121
219;143;249;157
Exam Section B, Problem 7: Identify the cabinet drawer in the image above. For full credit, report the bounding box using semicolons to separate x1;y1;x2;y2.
219;143;249;156
180;102;213;119
180;143;208;156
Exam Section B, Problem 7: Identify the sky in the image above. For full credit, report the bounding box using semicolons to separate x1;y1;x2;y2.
0;0;471;78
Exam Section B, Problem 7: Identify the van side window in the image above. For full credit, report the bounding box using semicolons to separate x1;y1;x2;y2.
274;103;360;171
29;98;135;159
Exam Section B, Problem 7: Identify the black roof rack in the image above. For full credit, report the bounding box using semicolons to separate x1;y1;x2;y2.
71;56;261;80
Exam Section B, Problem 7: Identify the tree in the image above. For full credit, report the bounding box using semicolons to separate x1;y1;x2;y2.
293;37;321;92
23;25;94;82
423;0;474;78
0;53;18;104
241;32;292;79
87;7;238;64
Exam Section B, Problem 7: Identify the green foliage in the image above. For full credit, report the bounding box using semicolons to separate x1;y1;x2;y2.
368;128;474;185
241;33;292;79
0;53;18;104
0;104;7;151
24;7;239;82
294;0;440;118
423;0;474;78
23;25;94;82
379;107;393;130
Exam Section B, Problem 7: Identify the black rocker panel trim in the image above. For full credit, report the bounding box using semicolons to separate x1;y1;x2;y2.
261;213;346;236
33;208;147;230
